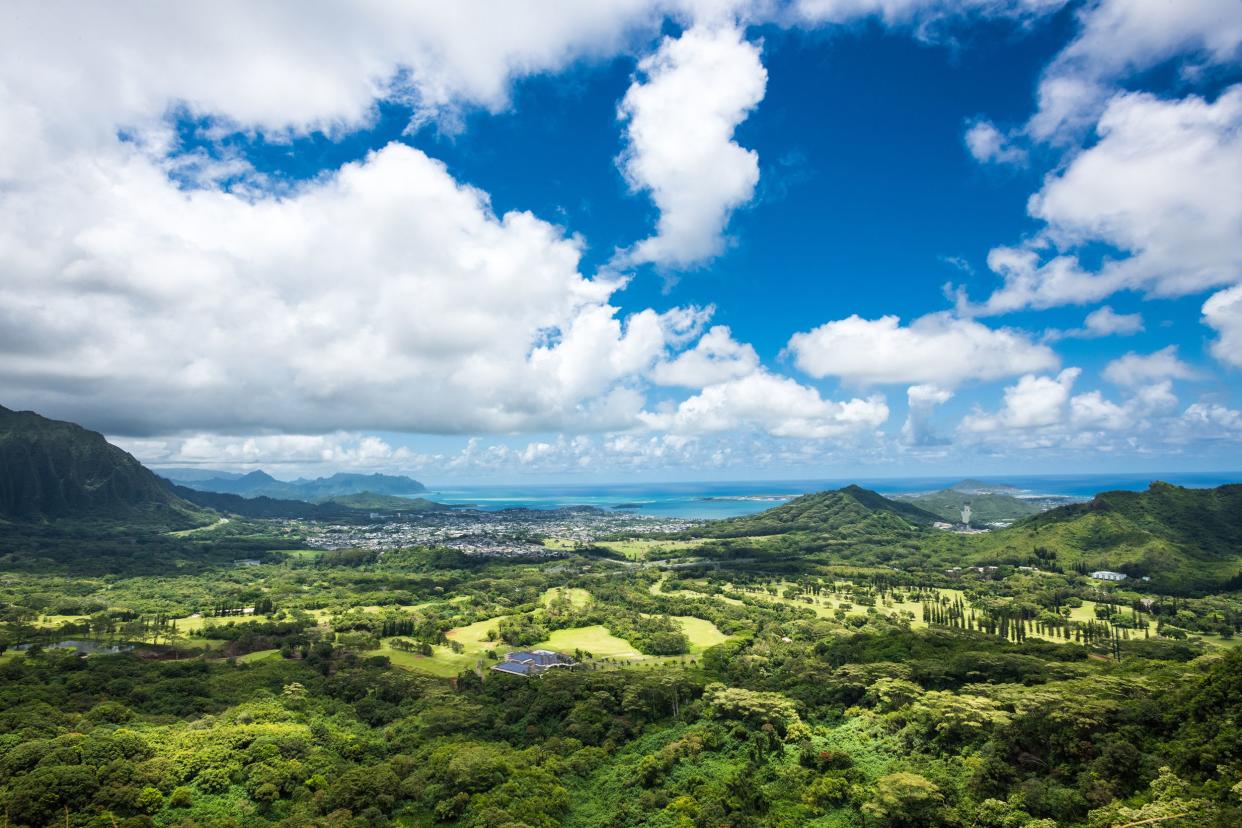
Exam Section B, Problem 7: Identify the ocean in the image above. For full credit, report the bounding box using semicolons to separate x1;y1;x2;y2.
417;472;1242;520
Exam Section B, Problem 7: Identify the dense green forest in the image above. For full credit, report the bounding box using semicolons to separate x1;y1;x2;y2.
3;488;1242;827
3;409;1242;826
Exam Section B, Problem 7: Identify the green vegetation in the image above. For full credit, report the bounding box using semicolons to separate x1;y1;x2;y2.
172;469;427;501
0;404;209;525
3;421;1242;827
967;482;1242;589
314;492;451;511
895;488;1044;523
692;484;940;538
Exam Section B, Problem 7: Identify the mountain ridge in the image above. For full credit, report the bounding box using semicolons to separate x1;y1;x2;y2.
173;469;427;501
0;404;206;525
693;484;941;538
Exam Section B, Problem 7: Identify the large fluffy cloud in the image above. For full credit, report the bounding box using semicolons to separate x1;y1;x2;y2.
901;384;954;446
953;367;1187;446
616;23;767;268
960;368;1081;432
794;0;1065;29
786;312;1058;386
1102;346;1199;387
640;371;889;439
1028;0;1242;140
0;141;678;435
0;2;710;154
650;325;760;386
1203;285;1242;368
971;87;1242;314
1046;305;1144;341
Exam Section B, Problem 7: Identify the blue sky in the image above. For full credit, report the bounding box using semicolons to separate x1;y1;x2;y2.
1;1;1240;482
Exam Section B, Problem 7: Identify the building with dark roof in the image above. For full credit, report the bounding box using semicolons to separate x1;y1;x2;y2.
491;649;576;677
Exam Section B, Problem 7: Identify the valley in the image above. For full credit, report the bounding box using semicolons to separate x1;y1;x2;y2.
1;406;1242;827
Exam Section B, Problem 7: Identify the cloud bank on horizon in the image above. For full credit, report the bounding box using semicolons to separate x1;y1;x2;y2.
1;0;1240;480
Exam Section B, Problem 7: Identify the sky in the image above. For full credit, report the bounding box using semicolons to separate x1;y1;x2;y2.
1;0;1241;483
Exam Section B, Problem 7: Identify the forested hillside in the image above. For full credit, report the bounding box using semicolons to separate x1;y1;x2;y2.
0;405;205;526
969;482;1242;589
695;485;940;538
175;470;427;501
895;488;1044;523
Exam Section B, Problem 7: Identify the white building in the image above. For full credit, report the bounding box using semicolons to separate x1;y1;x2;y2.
1090;570;1127;581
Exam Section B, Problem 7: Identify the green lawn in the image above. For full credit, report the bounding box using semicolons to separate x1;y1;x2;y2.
36;614;91;629
172;612;273;633
672;616;730;653
446;614;511;651
541;587;591;608
366;638;491;678
533;625;644;661
593;538;707;561
235;648;280;663
168;517;231;537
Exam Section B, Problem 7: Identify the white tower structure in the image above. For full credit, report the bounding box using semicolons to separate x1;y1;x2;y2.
961;503;972;527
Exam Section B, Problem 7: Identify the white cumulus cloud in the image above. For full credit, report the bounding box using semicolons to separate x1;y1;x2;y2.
641;371;889;439
616;23;767;268
0;142;678;436
964;119;1027;165
1203;284;1242;368
1027;0;1242;141
960;368;1080;432
1103;346;1199;387
901;384;954;446
971;87;1242;314
650;325;760;387
786;312;1058;386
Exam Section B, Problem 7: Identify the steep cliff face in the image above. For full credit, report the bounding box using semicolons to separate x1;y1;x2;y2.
0;404;196;521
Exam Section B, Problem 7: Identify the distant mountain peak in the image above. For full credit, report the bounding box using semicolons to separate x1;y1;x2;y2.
174;467;426;502
699;484;939;538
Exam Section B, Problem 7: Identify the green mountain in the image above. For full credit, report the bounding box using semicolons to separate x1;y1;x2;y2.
170;484;368;520
315;492;452;511
700;485;941;538
172;469;426;501
894;488;1045;524
0;404;206;525
977;482;1242;587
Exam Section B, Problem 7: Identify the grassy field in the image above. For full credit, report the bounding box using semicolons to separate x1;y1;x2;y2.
673;616;730;653
306;595;471;622
36;614;91;628
172;612;274;633
710;580;968;629
235;648;280;663
168;517;231;537
446;614;511;651
592;539;708;561
541;587;591;608
365;640;486;678
649;577;744;605
532;625;644;661
271;549;321;561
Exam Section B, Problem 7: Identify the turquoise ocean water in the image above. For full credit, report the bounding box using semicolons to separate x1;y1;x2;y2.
417;472;1241;520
